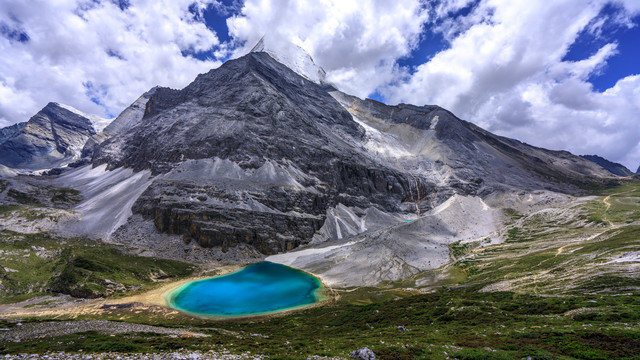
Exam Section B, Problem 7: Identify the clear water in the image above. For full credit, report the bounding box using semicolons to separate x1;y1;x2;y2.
169;261;322;316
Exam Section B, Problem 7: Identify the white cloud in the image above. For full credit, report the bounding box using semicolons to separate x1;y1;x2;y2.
382;0;640;169
0;0;222;127
226;0;429;98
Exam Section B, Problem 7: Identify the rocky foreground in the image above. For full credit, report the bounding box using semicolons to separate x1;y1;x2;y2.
0;352;264;360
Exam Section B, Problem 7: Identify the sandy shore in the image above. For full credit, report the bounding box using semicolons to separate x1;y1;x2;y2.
0;263;334;320
0;265;244;319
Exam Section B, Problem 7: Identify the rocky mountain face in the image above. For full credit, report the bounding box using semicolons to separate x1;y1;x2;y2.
0;122;26;145
330;92;615;193
581;154;633;177
82;88;157;158
0;103;99;170
89;49;614;258
93;52;410;254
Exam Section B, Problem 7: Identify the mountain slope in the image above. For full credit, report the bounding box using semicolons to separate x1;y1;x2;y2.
0;122;26;145
581;154;634;177
82;87;157;157
0;103;98;170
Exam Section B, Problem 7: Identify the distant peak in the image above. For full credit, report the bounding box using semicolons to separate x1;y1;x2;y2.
49;102;110;132
249;35;327;84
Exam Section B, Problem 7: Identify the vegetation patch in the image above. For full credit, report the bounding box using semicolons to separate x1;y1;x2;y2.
7;188;41;205
2;290;639;359
0;230;193;301
49;187;82;206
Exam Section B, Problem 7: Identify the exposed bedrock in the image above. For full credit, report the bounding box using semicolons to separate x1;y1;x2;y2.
129;157;425;255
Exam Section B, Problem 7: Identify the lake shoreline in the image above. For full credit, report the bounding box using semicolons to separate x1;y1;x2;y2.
164;262;331;320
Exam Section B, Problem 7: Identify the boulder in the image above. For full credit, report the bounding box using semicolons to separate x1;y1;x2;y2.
350;347;376;360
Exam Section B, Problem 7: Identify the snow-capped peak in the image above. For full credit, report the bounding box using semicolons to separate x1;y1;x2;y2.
54;102;111;132
251;36;327;85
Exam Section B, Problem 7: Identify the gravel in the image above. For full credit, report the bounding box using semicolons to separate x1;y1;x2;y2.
109;215;264;264
0;351;345;359
0;351;264;359
0;320;209;343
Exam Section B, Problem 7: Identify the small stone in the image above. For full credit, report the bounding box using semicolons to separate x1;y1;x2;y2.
397;325;406;332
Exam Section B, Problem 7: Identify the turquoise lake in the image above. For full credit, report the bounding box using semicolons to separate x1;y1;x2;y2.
168;261;323;317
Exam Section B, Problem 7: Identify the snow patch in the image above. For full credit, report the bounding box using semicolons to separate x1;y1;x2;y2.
352;116;413;160
251;36;327;84
55;102;111;132
429;115;439;130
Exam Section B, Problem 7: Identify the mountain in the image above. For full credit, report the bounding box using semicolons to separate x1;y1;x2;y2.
0;122;26;145
581;154;634;177
0;103;103;170
82;87;157;157
0;42;620;286
86;45;614;272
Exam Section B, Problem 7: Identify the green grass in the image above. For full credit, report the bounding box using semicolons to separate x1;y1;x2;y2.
6;188;41;205
2;290;639;359
2;182;82;208
49;187;81;205
449;241;474;259
0;204;22;217
0;230;194;301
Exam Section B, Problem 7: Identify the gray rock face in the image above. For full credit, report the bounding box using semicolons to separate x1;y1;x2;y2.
581;154;633;177
90;51;615;257
0;122;26;145
331;91;616;194
94;53;410;254
82;87;156;158
0;103;96;170
350;347;376;360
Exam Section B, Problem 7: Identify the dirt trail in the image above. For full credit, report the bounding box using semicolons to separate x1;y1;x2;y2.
554;189;634;257
532;190;633;293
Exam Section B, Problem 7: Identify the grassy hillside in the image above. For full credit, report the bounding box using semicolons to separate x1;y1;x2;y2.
0;230;193;303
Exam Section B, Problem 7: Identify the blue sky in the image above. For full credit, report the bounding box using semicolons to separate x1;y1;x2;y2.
562;3;640;92
0;0;639;169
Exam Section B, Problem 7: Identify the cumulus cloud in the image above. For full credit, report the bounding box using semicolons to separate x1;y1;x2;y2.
0;0;223;127
381;0;640;169
226;0;429;98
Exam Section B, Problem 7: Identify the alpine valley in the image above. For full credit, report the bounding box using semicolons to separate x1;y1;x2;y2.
0;41;639;360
